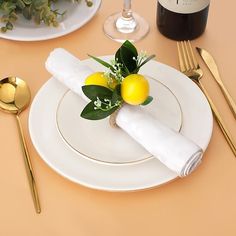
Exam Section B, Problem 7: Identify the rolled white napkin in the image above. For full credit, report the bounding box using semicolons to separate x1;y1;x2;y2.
45;48;203;177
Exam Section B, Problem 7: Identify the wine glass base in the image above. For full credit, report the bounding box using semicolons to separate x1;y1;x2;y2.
103;12;149;43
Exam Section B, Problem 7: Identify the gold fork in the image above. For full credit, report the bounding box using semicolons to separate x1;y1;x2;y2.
177;40;236;157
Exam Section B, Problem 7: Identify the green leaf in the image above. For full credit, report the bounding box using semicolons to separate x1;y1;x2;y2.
16;0;25;10
9;12;18;21
6;21;13;30
80;100;118;120
85;0;93;7
1;27;7;33
111;84;122;104
88;55;114;72
115;49;130;75
1;2;16;14
115;41;138;74
141;96;153;106
22;6;32;20
82;85;113;101
23;0;32;5
122;40;138;57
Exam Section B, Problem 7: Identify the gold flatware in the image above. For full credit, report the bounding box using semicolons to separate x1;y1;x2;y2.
177;40;236;157
0;77;41;213
196;47;236;119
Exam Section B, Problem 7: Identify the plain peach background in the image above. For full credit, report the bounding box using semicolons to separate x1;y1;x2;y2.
0;0;236;235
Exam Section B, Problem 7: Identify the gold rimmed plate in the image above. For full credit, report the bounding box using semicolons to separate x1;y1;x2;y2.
29;57;213;191
56;76;183;165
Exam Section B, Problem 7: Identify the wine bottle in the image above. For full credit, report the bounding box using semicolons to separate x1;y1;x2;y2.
157;0;210;40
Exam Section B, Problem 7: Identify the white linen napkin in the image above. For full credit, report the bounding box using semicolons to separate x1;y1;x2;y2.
45;48;203;177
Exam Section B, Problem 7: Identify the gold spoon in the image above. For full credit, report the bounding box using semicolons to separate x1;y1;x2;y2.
0;77;41;214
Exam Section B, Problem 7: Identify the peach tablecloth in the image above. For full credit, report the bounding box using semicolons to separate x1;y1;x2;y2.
0;0;235;235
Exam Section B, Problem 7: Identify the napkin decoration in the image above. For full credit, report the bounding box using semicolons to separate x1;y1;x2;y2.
81;41;155;120
45;47;203;177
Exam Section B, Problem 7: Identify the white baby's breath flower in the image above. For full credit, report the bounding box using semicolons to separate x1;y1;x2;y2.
104;59;124;84
136;50;148;66
94;97;102;108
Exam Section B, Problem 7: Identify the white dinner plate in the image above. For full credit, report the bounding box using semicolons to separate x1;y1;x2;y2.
29;57;213;191
0;0;101;41
56;77;183;165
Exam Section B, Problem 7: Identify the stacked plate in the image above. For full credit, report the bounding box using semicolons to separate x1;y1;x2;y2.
29;57;213;191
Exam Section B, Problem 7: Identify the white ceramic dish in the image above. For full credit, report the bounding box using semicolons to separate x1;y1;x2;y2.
56;77;183;165
29;57;213;191
0;0;101;41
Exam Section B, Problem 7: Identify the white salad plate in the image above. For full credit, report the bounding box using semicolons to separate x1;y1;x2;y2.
56;77;183;165
0;0;101;41
29;57;213;191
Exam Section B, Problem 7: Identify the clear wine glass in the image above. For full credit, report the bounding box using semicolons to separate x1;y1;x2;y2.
103;0;149;42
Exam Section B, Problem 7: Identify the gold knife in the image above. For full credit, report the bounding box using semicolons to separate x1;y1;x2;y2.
196;47;236;119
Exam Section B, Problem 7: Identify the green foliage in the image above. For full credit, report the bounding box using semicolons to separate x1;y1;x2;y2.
80;85;122;120
82;84;113;101
141;96;153;106
89;40;156;80
115;40;138;74
81;41;155;121
0;0;92;32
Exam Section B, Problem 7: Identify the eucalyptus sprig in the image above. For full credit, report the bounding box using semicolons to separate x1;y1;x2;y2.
0;0;93;32
81;40;155;121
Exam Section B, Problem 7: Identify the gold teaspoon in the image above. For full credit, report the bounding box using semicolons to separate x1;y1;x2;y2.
0;77;41;214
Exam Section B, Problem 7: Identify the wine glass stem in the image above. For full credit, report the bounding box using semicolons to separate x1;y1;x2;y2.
122;0;132;18
116;0;137;33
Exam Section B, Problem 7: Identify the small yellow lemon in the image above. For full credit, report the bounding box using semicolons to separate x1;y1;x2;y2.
121;74;149;105
85;72;109;88
85;72;118;90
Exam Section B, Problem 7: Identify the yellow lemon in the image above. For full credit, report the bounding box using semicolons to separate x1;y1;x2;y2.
85;72;109;88
121;74;149;105
85;72;118;90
